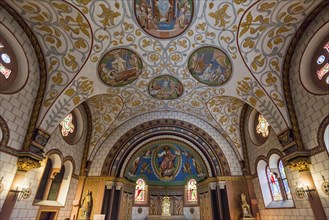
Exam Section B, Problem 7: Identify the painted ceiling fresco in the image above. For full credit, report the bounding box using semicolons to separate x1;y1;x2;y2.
3;0;324;163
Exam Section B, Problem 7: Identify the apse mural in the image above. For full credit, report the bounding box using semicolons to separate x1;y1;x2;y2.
98;48;143;87
148;75;183;100
188;47;232;86
125;139;207;185
134;0;193;39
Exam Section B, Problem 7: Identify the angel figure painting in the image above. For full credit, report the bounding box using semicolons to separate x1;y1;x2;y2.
188;47;232;86
135;0;193;39
98;49;143;87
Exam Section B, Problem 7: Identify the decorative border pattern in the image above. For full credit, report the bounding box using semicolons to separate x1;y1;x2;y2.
316;114;329;154
0;115;10;149
239;103;251;175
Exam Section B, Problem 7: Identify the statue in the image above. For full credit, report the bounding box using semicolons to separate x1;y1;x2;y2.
81;190;93;219
241;193;253;218
161;196;171;216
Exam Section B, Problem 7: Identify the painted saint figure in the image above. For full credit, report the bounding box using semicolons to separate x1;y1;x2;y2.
112;52;126;72
81;190;93;219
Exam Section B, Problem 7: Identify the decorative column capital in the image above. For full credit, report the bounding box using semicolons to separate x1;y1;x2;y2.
17;156;41;172
287;157;311;172
16;151;44;172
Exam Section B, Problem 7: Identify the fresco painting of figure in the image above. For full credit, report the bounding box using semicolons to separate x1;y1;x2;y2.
98;49;143;87
188;47;232;86
124;140;208;184
149;75;183;100
135;0;193;39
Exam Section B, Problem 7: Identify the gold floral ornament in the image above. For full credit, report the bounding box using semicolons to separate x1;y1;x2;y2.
60;113;74;137
256;114;269;137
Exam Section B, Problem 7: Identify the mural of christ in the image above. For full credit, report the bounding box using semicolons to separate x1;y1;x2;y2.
157;145;180;177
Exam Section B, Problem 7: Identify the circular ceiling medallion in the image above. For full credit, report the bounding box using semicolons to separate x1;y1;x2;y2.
148;75;183;100
188;46;232;86
98;48;143;87
134;0;193;39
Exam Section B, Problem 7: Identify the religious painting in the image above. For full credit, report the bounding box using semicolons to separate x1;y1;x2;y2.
98;48;143;87
148;75;183;100
152;144;182;181
134;0;194;39
188;46;232;86
135;179;146;202
125;139;207;185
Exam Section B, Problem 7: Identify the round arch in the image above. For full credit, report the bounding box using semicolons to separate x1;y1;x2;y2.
101;119;232;177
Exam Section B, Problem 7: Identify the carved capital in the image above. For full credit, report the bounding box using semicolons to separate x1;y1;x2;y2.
288;157;310;172
17;157;41;172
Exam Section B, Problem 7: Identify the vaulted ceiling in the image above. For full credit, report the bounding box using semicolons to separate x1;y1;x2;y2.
3;0;324;163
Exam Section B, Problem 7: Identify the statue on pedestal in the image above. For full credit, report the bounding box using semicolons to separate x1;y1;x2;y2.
241;193;253;218
162;196;171;216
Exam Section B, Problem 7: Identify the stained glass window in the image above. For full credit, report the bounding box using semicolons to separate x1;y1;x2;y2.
256;114;269;137
279;160;292;200
0;41;12;79
187;179;198;202
315;41;329;85
135;178;146;202
60;113;74;137
266;167;282;201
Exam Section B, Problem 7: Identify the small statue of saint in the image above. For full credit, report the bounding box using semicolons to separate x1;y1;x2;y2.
81;190;93;219
241;193;253;218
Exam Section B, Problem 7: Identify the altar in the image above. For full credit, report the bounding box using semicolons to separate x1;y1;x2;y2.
147;215;185;220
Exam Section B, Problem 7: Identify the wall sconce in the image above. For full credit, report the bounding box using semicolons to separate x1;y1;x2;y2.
321;175;329;196
295;182;315;200
10;183;32;200
0;176;4;193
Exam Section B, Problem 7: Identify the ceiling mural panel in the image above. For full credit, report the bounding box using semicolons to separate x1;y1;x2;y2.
188;46;232;86
5;0;323;165
148;75;183;100
98;48;143;87
207;96;244;158
134;0;194;39
238;0;322;125
6;0;93;124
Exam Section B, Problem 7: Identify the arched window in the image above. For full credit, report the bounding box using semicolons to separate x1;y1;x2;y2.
266;166;282;201
35;154;74;206
279;160;292;200
135;179;146;203
257;155;294;208
187;179;198;202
